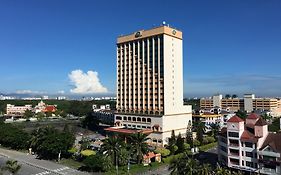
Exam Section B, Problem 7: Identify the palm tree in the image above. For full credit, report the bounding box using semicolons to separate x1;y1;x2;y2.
214;166;231;175
198;163;212;175
100;136;123;165
3;160;21;175
128;132;149;164
169;152;200;175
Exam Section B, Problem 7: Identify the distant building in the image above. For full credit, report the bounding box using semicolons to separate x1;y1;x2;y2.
0;95;16;100
218;113;281;174
200;94;281;117
192;108;235;131
92;104;114;124
34;101;57;113
57;96;66;100
6;104;32;116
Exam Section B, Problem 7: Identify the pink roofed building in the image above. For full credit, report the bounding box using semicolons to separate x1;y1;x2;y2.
218;113;281;174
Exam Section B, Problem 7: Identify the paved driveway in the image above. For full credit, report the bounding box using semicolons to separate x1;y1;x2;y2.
0;148;89;175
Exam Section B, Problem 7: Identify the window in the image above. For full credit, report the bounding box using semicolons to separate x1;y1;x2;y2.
246;152;253;158
246;161;253;168
245;142;253;148
116;116;122;120
228;132;239;138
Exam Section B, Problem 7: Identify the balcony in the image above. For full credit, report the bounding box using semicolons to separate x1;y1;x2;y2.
258;150;280;158
259;168;278;175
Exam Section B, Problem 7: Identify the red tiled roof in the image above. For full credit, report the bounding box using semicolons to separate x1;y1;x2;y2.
143;152;156;159
44;105;56;112
247;113;259;119
227;115;244;123
260;133;281;154
255;118;267;126
241;130;258;143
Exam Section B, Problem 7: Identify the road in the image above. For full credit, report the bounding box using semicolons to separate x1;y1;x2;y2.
0;148;89;175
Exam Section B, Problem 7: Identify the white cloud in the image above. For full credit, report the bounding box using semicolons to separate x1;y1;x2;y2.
15;90;46;94
69;69;108;94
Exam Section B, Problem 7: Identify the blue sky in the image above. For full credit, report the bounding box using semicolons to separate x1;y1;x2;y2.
0;0;281;97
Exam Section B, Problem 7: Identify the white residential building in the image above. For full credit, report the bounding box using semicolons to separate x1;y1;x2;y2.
218;113;281;174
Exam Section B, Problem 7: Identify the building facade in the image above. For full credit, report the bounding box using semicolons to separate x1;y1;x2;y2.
200;94;281;116
6;104;32;116
218;113;281;174
114;25;192;146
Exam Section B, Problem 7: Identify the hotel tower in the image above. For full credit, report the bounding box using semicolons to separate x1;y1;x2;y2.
114;24;192;146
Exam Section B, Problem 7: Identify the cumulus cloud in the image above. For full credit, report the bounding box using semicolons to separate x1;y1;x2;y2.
69;69;108;94
15;90;46;94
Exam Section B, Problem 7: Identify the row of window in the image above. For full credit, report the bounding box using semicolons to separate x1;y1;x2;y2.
116;116;152;123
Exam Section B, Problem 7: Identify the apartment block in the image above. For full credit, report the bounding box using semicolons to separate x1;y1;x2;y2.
218;113;281;174
111;25;192;146
200;94;281;116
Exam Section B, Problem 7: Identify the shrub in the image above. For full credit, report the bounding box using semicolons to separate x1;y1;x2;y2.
199;142;217;152
81;150;96;157
193;140;200;147
155;148;171;157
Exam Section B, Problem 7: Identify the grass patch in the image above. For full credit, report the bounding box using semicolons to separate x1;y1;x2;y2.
105;162;164;175
58;158;84;169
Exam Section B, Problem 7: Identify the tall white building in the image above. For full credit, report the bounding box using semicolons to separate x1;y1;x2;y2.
112;25;192;146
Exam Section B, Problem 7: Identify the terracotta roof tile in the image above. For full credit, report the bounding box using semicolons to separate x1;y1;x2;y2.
227;115;244;123
247;113;259;119
260;133;281;154
255;118;267;126
241;130;258;143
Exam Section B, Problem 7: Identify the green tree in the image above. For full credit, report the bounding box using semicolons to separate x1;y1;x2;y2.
82;112;101;130
235;110;247;119
82;154;113;172
194;121;206;144
0;123;30;150
101;137;123;165
186;121;193;145
36;112;45;120
169;152;200;175
168;130;177;155
30;126;74;160
128;132;149;164
210;123;220;141
261;113;271;121
175;133;185;154
269;117;280;132
3;160;21;175
198;163;212;175
155;148;170;157
215;166;231;175
23;109;34;119
232;94;238;98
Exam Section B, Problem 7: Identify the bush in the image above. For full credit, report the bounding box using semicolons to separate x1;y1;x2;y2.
206;136;215;143
81;150;96;157
199;142;217;152
155;148;170;157
68;147;78;154
184;143;190;150
193;140;200;147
